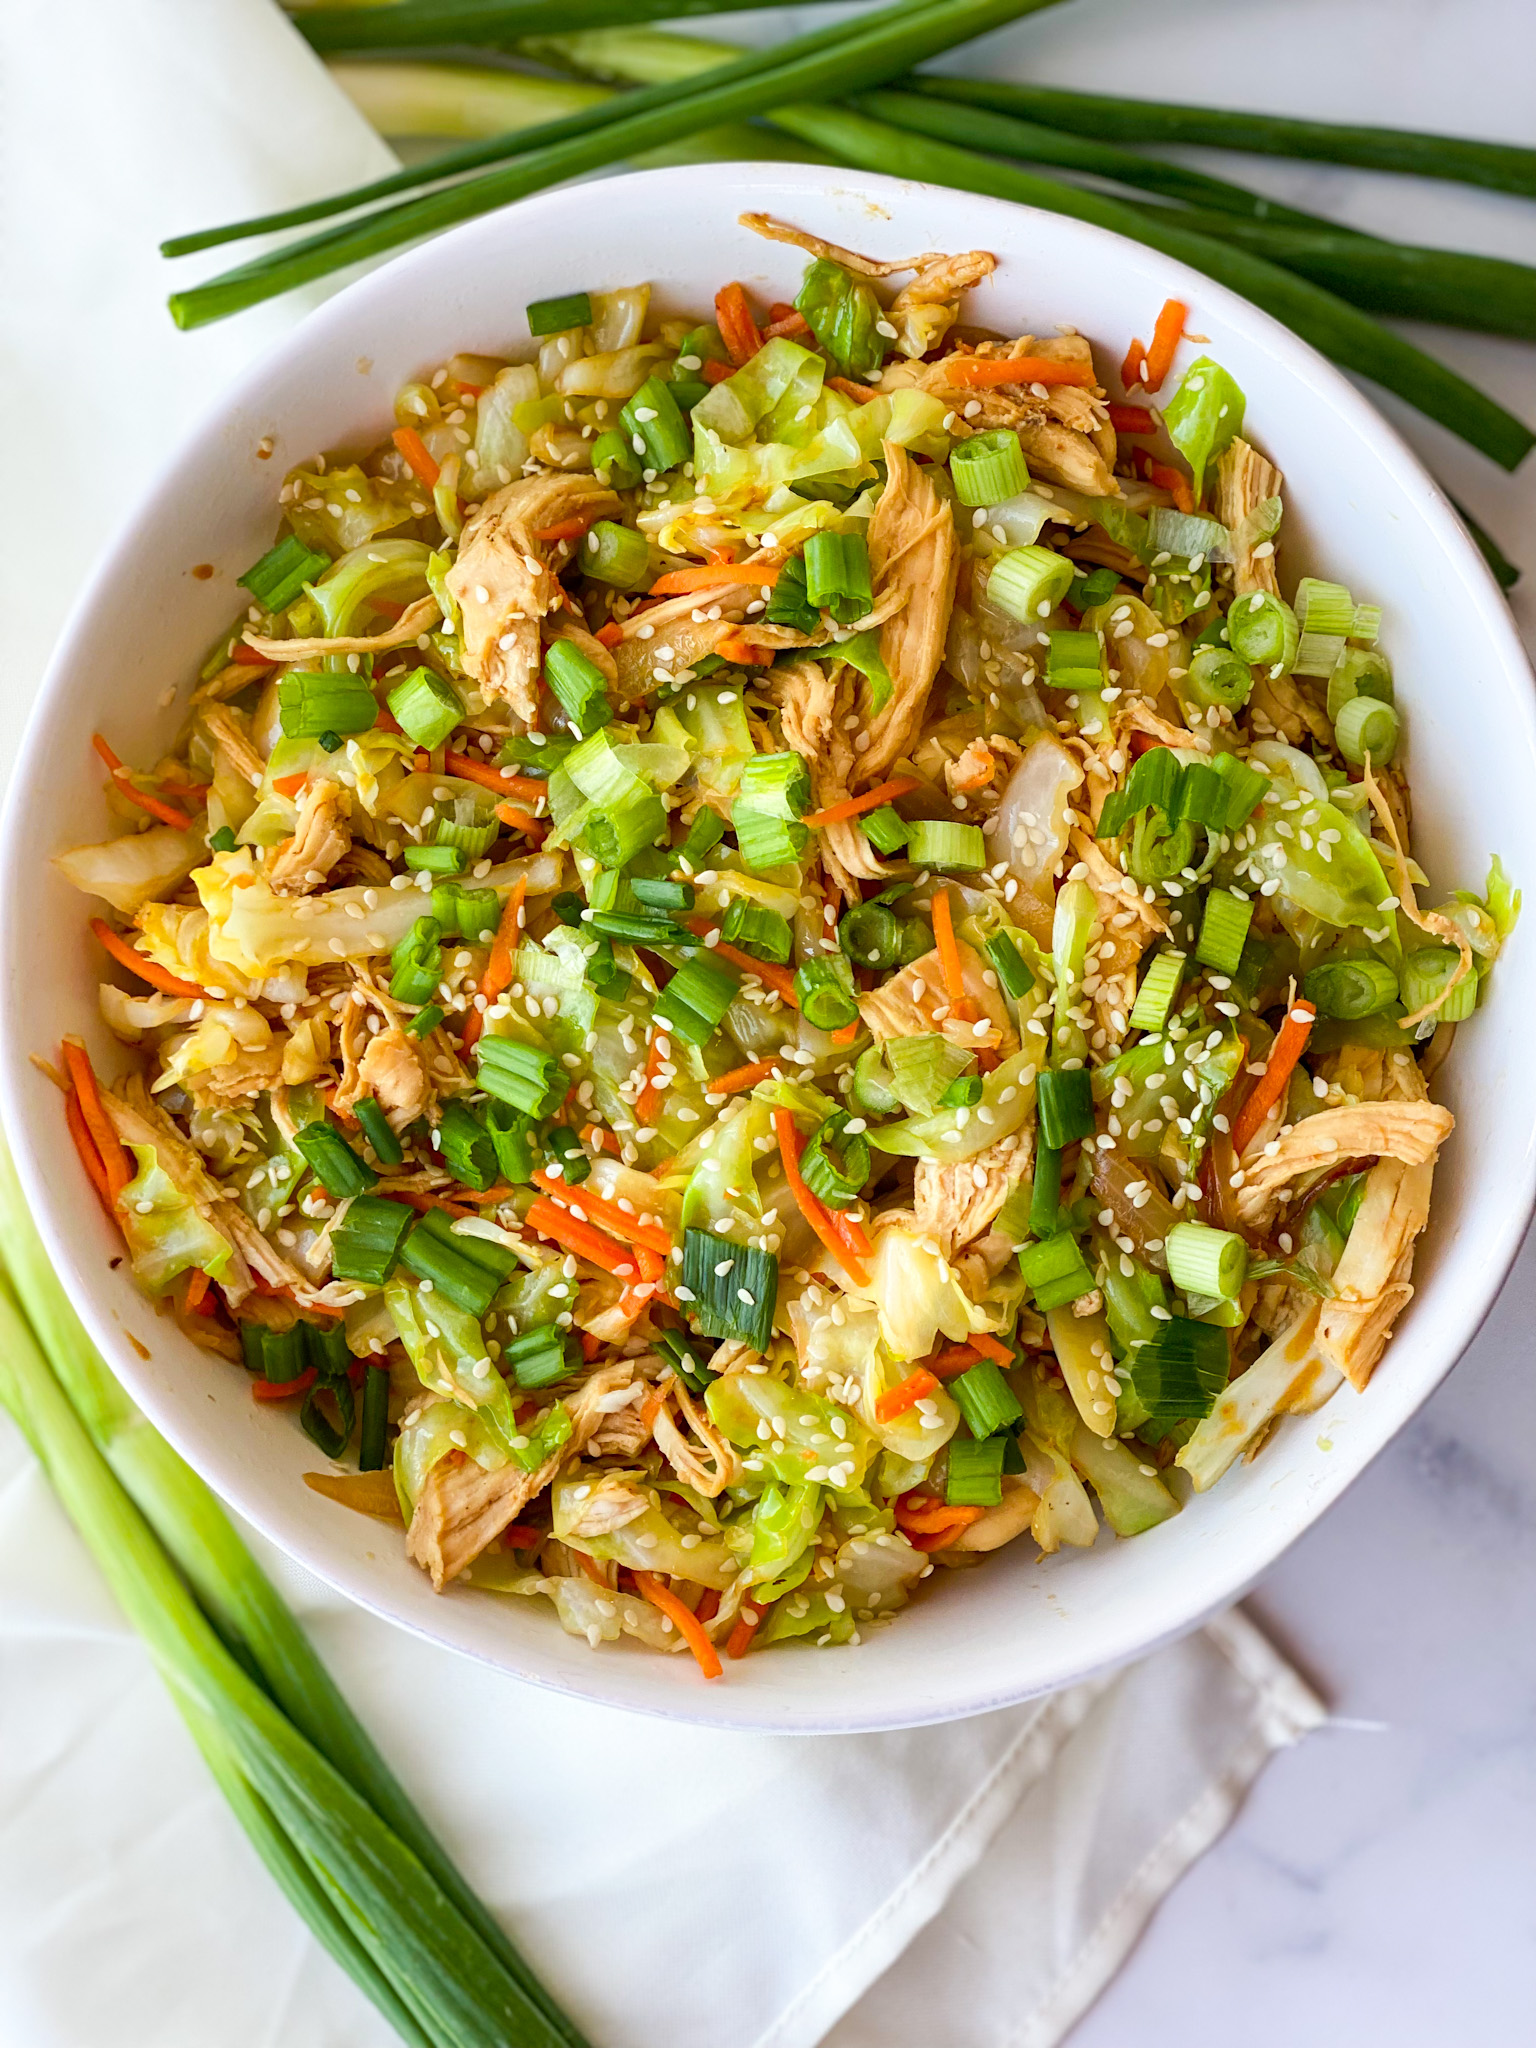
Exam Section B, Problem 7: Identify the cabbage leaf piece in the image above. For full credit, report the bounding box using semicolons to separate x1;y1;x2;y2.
114;1143;236;1295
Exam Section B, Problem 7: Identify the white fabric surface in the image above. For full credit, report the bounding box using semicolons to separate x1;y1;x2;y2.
0;3;1344;2042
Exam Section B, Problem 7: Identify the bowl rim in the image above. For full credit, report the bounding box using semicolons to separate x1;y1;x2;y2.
5;159;1534;1731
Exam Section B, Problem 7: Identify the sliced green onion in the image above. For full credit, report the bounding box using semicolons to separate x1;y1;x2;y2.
433;806;500;858
278;673;377;741
1350;602;1382;644
621;375;690;475
681;1228;776;1353
1070;567;1121;610
723;897;794;963
238;534;329;612
581;519;649;589
526;290;591;336
1195;889;1254;975
904;820;986;870
1211;751;1269;828
475;1037;569;1117
590;433;643;492
544;639;612;733
1186;644;1253;710
483;1101;540;1184
1044;626;1103;687
950;428;1030;506
851;1044;901;1118
1296;576;1356;637
1029;1143;1062;1241
949;1359;1023;1437
404;844;462;875
656;951;740;1046
353;1098;404;1166
1017;1230;1095;1312
802;531;873;624
679;805;726;867
1037;1066;1095;1148
1226;589;1299;670
503;1330;574;1391
1294;629;1347;678
655;1328;714;1396
1099;743;1181;837
939;1074;984;1108
1166;1220;1248;1301
242;1321;306;1383
1128;812;1197;889
985;931;1036;999
631;875;695;914
386;665;461;750
839;900;906;972
358;1363;391;1472
1399;944;1477;1022
1335;693;1400;765
301;1377;356;1460
799;1113;870;1210
1327;646;1395;723
432;883;498;945
436;1098;496;1191
499;732;570;776
1303;954;1400;1019
733;751;810;870
793;955;860;1031
405;1002;444;1039
1127;1315;1229;1420
398;1218;500;1317
586;908;691;946
540;1125;590;1187
293;1122;377;1200
1176;760;1232;831
945;1434;1006;1507
1129;948;1185;1033
985;543;1073;622
763;554;820;635
209;825;239;853
329;1194;414;1288
861;803;910;855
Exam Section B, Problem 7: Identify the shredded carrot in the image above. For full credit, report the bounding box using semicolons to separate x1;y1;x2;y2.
391;425;440;488
252;1368;318;1402
532;516;595;543
1230;998;1317;1156
727;1601;764;1659
502;1522;543;1548
89;917;209;1000
895;1492;985;1548
442;748;526;798
91;734;197;830
231;642;273;667
633;1029;668;1126
803;775;919;829
712;630;772;666
184;1269;212;1314
706;1058;781;1098
581;1123;620;1154
967;1331;1015;1369
61;1040;132;1198
686;919;799;1006
462;874;526;1054
1120;335;1147;392
524;1195;639;1279
831;1019;861;1046
827;375;879;402
763;308;810;340
875;1368;941;1424
943;355;1094;389
64;1090;113;1209
714;281;762;367
1150;461;1194;515
390;1187;475;1220
702;358;735;385
576;1550;610;1586
595;620;625;649
928;1342;984;1378
646;561;781;596
532;1171;672;1255
493;803;544;837
1108;403;1158;435
907;1509;985;1552
773;1109;869;1287
633;1570;722;1679
484;774;548;804
1143;298;1188;392
271;771;308;799
930;887;974;1023
694;1587;722;1626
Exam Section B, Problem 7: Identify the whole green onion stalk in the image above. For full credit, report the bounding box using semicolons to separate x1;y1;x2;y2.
0;1140;585;2048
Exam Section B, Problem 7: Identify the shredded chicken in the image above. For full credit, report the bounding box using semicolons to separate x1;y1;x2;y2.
949;1476;1041;1552
652;1378;741;1497
559;1471;651;1539
772;658;884;901
856;442;957;786
738;215;995;358
1234;1099;1454;1230
611;580;760;702
1362;763;1474;1027
447;473;620;721
858;940;1016;1055
242;594;440;662
1215;438;1283;595
886;336;1115;494
354;1025;433;1124
202;704;266;789
913;1136;1028;1259
1249;666;1332;748
1316;1156;1433;1389
1068;827;1169;1038
266;777;352;896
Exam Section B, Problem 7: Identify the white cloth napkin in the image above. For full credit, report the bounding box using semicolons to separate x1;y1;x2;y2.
0;4;1324;2043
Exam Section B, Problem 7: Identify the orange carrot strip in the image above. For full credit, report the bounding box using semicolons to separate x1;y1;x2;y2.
907;1509;984;1552
64;1090;114;1209
875;1368;940;1424
702;358;735;386
762;310;810;340
827;376;879;403
484;774;548;803
1230;999;1317;1157
61;1040;132;1199
442;748;527;797
633;1029;668;1126
596;621;625;649
231;642;273;667
581;1123;620;1154
524;1196;639;1279
531;1172;672;1255
928;1342;983;1378
1108;403;1158;434
92;734;197;830
1143;298;1188;391
633;1570;722;1679
493;803;545;838
803;776;919;829
89;917;209;1000
686;919;799;1006
502;1522;543;1548
532;516;595;543
944;355;1094;389
712;630;772;666
380;1188;475;1219
646;561;781;596
967;1331;1015;1369
726;1601;764;1659
1146;458;1194;515
930;887;973;1023
252;1368;318;1402
706;1058;781;1098
185;1269;211;1313
1120;335;1147;390
831;1020;861;1046
463;874;526;1053
391;425;440;488
714;282;762;367
773;1109;868;1287
272;772;308;798
694;1587;722;1626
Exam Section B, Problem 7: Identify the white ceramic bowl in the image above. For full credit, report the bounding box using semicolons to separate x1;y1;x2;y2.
5;164;1533;1732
